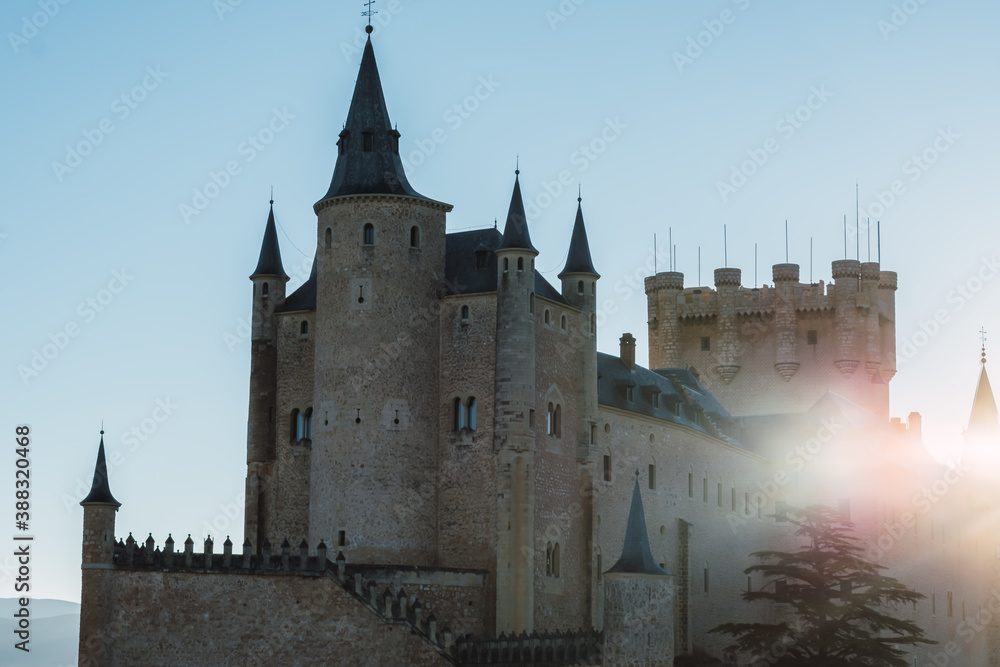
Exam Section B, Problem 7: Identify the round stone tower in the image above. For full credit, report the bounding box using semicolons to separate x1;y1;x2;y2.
714;268;742;383
644;271;684;369
832;259;862;377
772;263;800;381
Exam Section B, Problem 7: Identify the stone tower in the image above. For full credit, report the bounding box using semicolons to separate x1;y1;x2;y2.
493;172;539;633
79;432;120;666
603;474;674;666
307;35;452;564
244;201;288;549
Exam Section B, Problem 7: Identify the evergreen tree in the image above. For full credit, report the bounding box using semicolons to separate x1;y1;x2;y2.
712;505;934;666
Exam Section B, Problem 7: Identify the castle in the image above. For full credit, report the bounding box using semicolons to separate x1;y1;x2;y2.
78;32;1000;666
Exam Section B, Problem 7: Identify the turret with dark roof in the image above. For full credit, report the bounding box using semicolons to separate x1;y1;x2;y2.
497;172;538;254
80;431;120;507
319;36;427;203
250;201;288;280
558;196;599;278
606;475;669;575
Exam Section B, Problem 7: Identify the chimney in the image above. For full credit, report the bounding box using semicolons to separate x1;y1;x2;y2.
907;412;922;440
620;333;636;370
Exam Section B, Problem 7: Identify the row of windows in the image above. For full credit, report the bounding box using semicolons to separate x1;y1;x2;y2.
697;330;820;351
318;224;422;249
337;129;400;155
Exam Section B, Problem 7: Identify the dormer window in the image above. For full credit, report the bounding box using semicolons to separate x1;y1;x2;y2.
338;130;350;155
362;132;374;152
389;129;400;154
475;248;489;270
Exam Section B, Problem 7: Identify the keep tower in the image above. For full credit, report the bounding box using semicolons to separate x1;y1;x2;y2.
308;35;452;564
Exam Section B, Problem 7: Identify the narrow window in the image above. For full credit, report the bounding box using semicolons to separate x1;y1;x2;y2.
947;592;954;617
703;478;708;503
362;132;373;152
932;593;936;616
338;531;346;547
688;473;693;498
590;424;597;445
603;455;611;482
300;320;309;337
703;565;710;593
363;223;374;245
389;131;399;154
468;397;477;431
303;408;312;440
517;257;524;271
503;257;509;272
625;386;634;403
577;280;584;295
410;225;420;248
651;392;659;409
475;249;489;270
648;464;656;490
529;409;535;430
718;483;723;507
295;410;305;441
552;543;560;577
597;553;602;580
460;305;470;321
546;543;553;576
338;131;349;155
547;403;555;435
529;293;535;314
701;336;711;351
544;309;550;325
560;314;567;331
453;397;463;431
807;329;818;345
262;282;269;298
325;227;333;249
591;282;596;295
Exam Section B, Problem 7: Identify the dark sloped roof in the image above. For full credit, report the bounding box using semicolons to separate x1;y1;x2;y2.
319;37;429;202
81;434;121;507
969;365;999;433
250;203;288;279
276;254;317;313
606;477;670;575
597;354;741;444
558;201;598;277
497;175;537;253
444;228;567;305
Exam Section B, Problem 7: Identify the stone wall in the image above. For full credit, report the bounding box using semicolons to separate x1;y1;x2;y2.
603;572;673;666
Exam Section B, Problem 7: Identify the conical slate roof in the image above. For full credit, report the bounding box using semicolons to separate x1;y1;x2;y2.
250;202;288;280
969;363;999;433
498;173;537;253
606;476;669;575
80;433;121;507
558;199;598;277
320;37;427;201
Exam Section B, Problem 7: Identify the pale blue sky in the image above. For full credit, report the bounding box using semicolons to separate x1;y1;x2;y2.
2;1;997;602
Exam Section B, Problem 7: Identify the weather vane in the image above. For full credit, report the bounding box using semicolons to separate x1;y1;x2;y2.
363;0;377;33
981;327;988;364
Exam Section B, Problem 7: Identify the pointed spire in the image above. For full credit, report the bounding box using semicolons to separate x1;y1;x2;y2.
497;171;537;254
80;430;121;507
558;190;599;278
969;358;999;434
320;35;427;201
606;474;669;575
250;199;289;280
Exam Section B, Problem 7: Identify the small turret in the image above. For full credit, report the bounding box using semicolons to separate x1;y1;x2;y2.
714;268;742;383
772;264;800;381
832;259;861;377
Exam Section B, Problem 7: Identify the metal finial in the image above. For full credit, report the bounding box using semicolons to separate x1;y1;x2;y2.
494;217;497;229
100;419;104;437
363;0;377;32
981;327;988;364
634;469;640;479
578;184;582;203
270;186;274;206
515;154;519;177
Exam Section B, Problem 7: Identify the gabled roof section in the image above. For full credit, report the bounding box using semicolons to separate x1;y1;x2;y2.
606;476;669;575
250;202;288;280
969;364;999;433
277;254;317;313
558;199;598;278
81;432;121;507
497;174;537;254
319;37;430;203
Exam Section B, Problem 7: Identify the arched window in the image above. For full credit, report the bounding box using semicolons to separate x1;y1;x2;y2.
517;257;524;271
303;408;313;440
453;397;464;431
544;309;550;325
291;409;301;441
468;397;477;431
325;227;332;249
577;280;584;295
560;314;567;331
503;257;509;272
546;542;553;576
461;305;470;320
547;403;555;436
363;223;374;245
262;282;269;298
410;226;420;248
300;320;309;337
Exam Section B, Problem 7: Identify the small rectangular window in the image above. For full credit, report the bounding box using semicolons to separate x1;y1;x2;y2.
703;478;708;503
603;455;611;482
688;473;693;498
701;336;711;351
807;329;818;345
529;409;535;430
338;531;346;547
731;488;736;512
648;464;656;490
626;386;635;402
932;593;936;616
362;132;373;152
948;591;953;617
590;424;597;445
717;483;722;507
703;566;710;593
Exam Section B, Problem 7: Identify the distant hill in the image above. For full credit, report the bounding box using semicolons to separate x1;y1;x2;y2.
0;598;79;667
